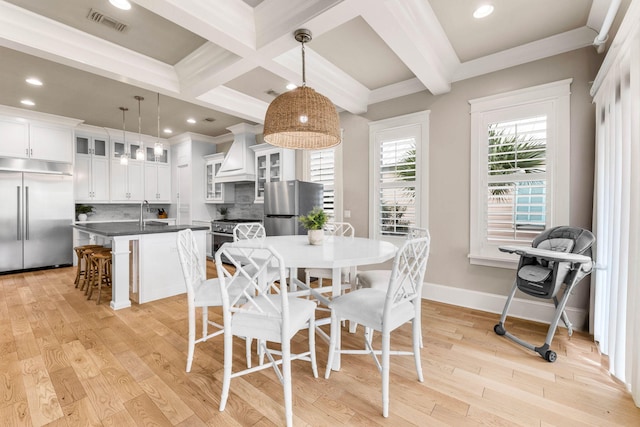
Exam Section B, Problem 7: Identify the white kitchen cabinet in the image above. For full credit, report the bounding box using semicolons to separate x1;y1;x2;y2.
0;118;74;163
112;138;143;164
143;143;171;202
110;159;144;202
250;143;295;202
144;163;171;202
74;134;109;202
204;153;234;203
0;118;29;158
29;123;74;163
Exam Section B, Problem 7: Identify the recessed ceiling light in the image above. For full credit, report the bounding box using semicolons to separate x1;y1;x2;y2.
473;4;494;19
163;128;173;134
286;83;297;90
109;0;131;10
26;77;43;86
20;99;35;106
186;118;196;124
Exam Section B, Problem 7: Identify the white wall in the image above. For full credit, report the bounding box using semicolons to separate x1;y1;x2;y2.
340;47;602;317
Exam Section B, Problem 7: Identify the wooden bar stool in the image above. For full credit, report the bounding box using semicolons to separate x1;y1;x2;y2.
86;249;113;304
81;247;111;294
73;245;103;288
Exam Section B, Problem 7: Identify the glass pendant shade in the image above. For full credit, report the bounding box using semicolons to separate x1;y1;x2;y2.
120;152;129;165
154;142;164;156
263;28;341;150
136;148;145;160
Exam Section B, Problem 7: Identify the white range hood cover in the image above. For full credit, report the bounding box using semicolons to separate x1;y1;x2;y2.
215;123;257;183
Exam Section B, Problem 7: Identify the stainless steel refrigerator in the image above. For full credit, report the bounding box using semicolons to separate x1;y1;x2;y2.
1;160;74;273
264;180;323;236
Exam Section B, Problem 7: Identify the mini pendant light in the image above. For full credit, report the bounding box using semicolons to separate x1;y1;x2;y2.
119;106;129;165
135;95;145;161
263;29;341;150
154;93;164;160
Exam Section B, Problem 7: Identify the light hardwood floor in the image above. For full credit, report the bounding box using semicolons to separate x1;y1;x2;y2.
0;264;638;426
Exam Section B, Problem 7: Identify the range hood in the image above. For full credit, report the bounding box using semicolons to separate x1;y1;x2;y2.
215;123;258;183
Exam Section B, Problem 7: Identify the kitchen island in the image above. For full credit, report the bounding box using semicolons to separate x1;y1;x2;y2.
72;222;208;310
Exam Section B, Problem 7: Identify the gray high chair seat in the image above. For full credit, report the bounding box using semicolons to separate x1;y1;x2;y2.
494;226;595;362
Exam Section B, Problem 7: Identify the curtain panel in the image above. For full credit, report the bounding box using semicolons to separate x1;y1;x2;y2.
590;0;640;407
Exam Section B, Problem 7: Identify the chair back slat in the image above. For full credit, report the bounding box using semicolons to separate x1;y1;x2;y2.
324;222;355;237
216;243;290;321
385;234;431;310
233;223;266;241
177;229;206;301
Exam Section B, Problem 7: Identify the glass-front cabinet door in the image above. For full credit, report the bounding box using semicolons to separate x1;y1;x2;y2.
251;144;296;203
204;153;234;203
256;153;268;201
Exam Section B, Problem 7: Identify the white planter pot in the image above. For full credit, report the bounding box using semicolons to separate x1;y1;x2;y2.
77;213;88;221
307;229;324;245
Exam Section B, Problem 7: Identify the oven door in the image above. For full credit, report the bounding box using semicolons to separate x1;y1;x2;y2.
212;232;234;263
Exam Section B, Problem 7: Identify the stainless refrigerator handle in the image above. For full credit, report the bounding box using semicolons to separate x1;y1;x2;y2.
17;186;22;240
25;186;29;240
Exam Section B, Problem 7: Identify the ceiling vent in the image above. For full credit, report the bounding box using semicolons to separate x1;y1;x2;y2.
204;117;216;122
87;9;128;33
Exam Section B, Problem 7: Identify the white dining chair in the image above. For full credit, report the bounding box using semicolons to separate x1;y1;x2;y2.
324;234;430;418
355;227;430;344
216;242;318;427
304;222;355;291
176;228;225;373
356;227;429;290
232;222;266;241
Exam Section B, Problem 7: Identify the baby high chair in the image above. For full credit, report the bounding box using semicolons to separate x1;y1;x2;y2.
494;226;595;362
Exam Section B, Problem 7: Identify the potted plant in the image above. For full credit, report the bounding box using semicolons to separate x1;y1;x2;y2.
299;207;328;245
75;204;94;221
217;206;228;219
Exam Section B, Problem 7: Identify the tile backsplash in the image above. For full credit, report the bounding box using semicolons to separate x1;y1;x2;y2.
208;182;264;220
76;203;171;222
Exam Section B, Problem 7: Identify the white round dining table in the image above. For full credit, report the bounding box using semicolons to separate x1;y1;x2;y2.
223;234;397;370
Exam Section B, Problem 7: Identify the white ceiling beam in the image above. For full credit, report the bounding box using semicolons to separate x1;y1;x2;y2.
360;0;459;95
196;86;268;123
452;27;598;83
368;78;426;105
587;0;612;31
130;0;256;57
0;1;179;93
272;46;370;114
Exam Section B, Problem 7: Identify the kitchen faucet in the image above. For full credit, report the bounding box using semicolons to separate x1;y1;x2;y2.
140;200;150;227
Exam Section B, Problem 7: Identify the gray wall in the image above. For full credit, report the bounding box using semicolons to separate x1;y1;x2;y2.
340;47;602;310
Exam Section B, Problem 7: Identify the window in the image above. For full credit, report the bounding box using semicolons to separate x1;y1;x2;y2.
303;143;342;221
469;79;571;268
369;111;429;243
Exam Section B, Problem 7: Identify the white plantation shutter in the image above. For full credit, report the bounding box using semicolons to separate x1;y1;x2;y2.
309;149;335;217
378;137;416;237
486;115;547;244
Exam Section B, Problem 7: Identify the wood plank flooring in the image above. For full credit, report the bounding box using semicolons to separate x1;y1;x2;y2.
0;264;638;426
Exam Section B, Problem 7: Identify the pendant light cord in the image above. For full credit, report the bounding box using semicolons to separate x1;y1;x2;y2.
157;93;160;140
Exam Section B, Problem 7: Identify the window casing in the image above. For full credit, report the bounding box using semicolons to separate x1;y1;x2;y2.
369;111;429;244
469;79;571;268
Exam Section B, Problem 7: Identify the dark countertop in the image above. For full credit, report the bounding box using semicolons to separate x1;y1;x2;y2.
72;221;210;237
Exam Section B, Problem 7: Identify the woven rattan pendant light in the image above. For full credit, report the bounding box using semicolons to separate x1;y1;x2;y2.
263;29;341;150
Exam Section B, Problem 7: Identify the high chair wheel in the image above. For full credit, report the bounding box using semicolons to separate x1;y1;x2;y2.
544;350;557;363
494;324;506;336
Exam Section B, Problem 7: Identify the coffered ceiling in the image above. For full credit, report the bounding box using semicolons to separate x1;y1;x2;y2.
0;0;629;138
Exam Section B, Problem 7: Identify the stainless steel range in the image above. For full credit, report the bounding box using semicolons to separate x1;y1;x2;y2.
211;219;262;262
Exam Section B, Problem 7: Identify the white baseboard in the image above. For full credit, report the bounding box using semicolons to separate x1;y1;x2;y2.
422;282;588;332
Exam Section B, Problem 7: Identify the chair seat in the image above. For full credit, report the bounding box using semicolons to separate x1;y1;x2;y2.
232;295;317;343
329;288;415;331
357;270;392;290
